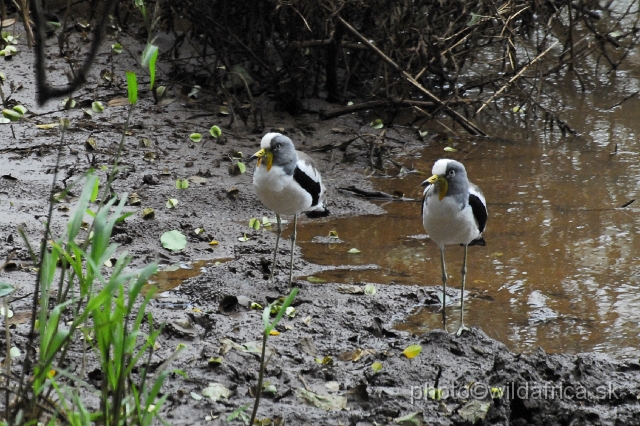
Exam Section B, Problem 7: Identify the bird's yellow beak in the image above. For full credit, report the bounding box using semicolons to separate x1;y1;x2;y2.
252;149;273;171
427;174;448;200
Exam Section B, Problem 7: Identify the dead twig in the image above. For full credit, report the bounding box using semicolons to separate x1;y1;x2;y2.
476;41;559;115
335;14;487;137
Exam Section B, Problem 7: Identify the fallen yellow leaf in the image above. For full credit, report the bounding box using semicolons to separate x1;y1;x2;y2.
403;344;422;359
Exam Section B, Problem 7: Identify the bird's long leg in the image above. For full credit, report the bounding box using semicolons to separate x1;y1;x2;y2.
269;214;282;282
440;247;447;331
288;214;298;288
456;244;470;336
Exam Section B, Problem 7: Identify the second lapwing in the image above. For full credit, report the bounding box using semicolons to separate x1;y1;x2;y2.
422;159;487;335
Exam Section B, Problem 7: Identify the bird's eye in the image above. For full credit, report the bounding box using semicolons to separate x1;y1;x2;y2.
274;143;281;151
447;170;455;177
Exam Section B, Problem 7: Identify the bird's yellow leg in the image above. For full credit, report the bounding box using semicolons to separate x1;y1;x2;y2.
269;214;282;282
456;244;470;336
288;214;298;288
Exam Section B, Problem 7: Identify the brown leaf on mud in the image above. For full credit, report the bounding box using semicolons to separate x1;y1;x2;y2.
458;400;490;423
298;337;317;356
189;176;207;184
295;388;347;411
219;338;274;358
165;320;197;339
338;348;376;362
107;97;129;107
7;311;30;325
337;285;364;294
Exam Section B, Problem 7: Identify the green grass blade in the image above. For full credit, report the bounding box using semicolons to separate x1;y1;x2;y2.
265;287;298;335
126;71;138;105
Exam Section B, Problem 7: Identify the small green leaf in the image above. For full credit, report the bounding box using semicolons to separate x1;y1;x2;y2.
371;362;383;372
306;276;326;283
364;284;376;295
467;12;482;26
92;101;104;112
166;198;179;208
444;146;457;152
62;98;76;109
209;125;222;138
202;383;231;402
419;130;429;138
188;86;200;98
491;387;504;399
328;230;339;238
394;412;424;425
12;105;27;115
237;161;246;174
190;133;202;143
126;71;138;105
207;357;223;367
142;44;159;90
9;347;21;359
370;118;384;129
238;234;249;242
161;230;187;251
348;248;361;254
2;109;21;121
173;369;189;378
219;105;229;115
285;306;296;317
315;356;333;366
155;85;166;98
226;403;251;421
175;179;189;189
458;400;491;424
112;43;123;54
250;302;263;310
428;388;443;400
36;123;60;130
249;218;261;230
142;207;155;219
0;283;16;298
403;344;422;359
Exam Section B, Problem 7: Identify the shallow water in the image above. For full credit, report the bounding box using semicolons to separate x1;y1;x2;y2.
296;134;640;359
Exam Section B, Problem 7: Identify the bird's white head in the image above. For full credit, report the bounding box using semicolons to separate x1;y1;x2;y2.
432;158;456;176
261;132;281;149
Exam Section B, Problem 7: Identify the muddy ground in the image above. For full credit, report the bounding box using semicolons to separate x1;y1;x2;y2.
1;18;640;426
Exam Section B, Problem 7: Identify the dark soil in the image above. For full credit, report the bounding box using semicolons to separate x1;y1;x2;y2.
1;19;640;426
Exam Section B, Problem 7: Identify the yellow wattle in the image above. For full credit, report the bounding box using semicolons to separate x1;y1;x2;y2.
266;151;273;171
426;174;448;200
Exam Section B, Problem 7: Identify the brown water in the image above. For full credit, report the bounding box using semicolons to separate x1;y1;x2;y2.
294;89;640;359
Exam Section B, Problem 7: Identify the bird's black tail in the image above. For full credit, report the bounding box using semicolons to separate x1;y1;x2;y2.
305;208;330;218
467;236;486;247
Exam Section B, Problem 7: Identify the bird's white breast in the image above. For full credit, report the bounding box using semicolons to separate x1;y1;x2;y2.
253;164;314;215
422;189;480;247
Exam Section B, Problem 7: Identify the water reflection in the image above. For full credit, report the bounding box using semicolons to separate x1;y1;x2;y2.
295;134;640;359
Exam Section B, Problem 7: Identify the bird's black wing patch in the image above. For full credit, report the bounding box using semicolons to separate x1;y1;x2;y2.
293;166;321;207
469;193;487;233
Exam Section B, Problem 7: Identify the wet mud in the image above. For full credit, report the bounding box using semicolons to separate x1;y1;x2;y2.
1;20;640;426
